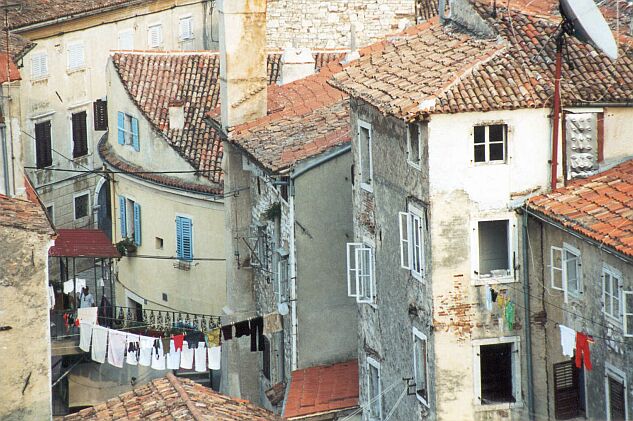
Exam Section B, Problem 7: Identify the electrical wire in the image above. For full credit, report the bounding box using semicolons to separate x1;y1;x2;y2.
339;379;404;421
383;385;408;421
24;166;222;175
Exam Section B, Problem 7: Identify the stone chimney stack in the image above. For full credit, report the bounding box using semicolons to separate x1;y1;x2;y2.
218;0;268;130
279;47;315;85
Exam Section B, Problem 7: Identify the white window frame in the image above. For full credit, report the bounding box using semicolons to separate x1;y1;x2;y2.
118;29;134;50
471;215;517;285
73;191;90;221
276;255;289;305
399;205;425;281
472;336;522;411
178;15;194;40
346;240;376;305
602;264;623;324
473;123;507;164
358;120;373;193
550;243;582;303
30;51;48;79
605;363;628;421
148;23;163;48
412;327;430;407
367;356;383;421
67;41;85;70
406;122;423;170
625;291;633;338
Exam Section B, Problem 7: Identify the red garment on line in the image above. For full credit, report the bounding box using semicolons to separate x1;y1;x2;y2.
173;334;185;351
575;332;592;370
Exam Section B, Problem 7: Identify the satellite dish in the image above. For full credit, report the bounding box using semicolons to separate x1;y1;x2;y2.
560;0;618;60
277;302;289;316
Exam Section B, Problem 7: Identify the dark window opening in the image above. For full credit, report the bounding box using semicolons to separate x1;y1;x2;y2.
408;123;421;165
478;220;510;277
74;194;89;220
94;99;108;131
480;343;514;404
35;120;53;169
72;111;88;158
473;124;507;163
262;336;271;380
278;176;289;201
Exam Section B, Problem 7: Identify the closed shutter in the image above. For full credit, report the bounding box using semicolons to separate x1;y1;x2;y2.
94;100;108;131
68;43;85;69
148;25;162;48
31;53;48;78
133;202;141;246
179;17;193;40
117;112;125;144
119;196;127;238
608;376;626;421
72;111;88;158
176;216;193;261
118;30;134;50
131;117;139;151
35;121;52;168
553;361;579;420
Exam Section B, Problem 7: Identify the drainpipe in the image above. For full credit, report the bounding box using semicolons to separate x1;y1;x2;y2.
288;189;298;372
522;209;535;420
1;126;9;195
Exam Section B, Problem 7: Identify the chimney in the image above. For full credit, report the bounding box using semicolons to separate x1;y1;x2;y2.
279;47;315;85
168;100;185;130
218;0;268;130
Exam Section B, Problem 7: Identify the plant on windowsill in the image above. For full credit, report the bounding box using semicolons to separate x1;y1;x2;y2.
116;237;137;256
263;202;281;221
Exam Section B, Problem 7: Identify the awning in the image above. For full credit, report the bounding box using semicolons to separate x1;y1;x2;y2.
49;229;120;258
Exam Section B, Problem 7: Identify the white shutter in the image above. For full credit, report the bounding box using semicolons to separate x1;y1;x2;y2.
346;243;362;298
551;246;563;291
356;246;374;304
68;43;85;69
118;30;134;50
148;25;162;48
179;17;193;40
31;53;48;78
624;291;633;337
399;212;411;270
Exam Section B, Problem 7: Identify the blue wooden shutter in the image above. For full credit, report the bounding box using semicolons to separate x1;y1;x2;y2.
131;117;139;151
117;112;125;144
176;217;183;259
176;216;193;261
119;196;127;238
133;202;141;246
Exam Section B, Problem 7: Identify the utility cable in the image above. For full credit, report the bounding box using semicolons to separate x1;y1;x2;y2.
339;379;403;421
383;385;408;421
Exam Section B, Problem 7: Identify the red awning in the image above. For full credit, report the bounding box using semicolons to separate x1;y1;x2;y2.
49;229;120;258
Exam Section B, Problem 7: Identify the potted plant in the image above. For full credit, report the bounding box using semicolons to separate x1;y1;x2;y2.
116;237;137;256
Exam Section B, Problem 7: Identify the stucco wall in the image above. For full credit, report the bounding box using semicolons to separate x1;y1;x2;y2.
0;227;52;420
602;107;633;166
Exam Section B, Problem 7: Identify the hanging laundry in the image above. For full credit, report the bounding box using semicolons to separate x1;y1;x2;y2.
490;289;498;303
79;321;93;352
48;285;56;310
485;285;493;312
107;330;127;368
263;313;283;335
206;328;221;348
559;325;576;357
194;341;207;372
180;342;194;370
173;334;185;352
185;331;205;349
505;301;516;330
63;280;74;295
151;339;166;370
497;291;506;311
221;325;233;341
77;306;98;325
250;317;264;352
74;278;87;292
208;345;221;370
126;333;140;366
166;339;181;370
235;320;250;338
91;325;108;364
138;336;155;367
575;332;593;370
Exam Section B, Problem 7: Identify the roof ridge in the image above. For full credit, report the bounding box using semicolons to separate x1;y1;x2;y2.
166;373;205;421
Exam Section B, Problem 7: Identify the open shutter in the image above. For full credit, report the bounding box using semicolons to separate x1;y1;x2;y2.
176;217;183;259
356;246;373;304
133;202;141;246
131;117;139;151
471;221;480;278
117;112;125;144
551;246;564;291
553;360;579;419
181;218;192;260
94;100;108;130
119;196;127;238
399;212;411;270
346;243;362;298
624;291;633;337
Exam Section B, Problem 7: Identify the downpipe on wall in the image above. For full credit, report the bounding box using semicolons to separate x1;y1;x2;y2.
522;209;535;420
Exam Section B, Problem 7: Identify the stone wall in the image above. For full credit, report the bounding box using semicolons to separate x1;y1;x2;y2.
0;226;52;420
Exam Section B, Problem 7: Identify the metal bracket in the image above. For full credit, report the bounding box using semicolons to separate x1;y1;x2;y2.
403;377;416;396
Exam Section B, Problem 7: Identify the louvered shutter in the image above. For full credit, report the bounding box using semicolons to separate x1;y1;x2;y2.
179;17;193;40
131;117;139;151
625;291;633;337
553;361;579;420
148;25;162;48
72;111;88;158
94;100;108;131
133;202;141;246
176;217;193;261
119;196;127;238
31;53;48;78
117;112;125;144
608;376;626;421
35;121;52;168
68;43;84;69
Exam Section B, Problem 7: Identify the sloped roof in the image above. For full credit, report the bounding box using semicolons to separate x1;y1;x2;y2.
527;159;633;258
49;229;120;258
284;360;359;420
228;60;350;174
63;373;280;421
0;193;54;235
331;2;633;120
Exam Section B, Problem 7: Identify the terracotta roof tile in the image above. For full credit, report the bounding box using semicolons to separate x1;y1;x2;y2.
527;159;633;258
284;360;359;419
0;193;54;235
63;373;280;421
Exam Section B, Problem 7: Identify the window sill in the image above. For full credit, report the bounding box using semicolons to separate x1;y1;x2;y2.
473;275;516;286
604;314;623;327
475;401;522;412
407;160;422;171
31;76;49;84
66;67;86;75
471;160;508;167
173;260;192;271
360;183;373;193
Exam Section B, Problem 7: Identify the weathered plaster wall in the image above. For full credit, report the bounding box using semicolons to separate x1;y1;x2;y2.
602;107;633;166
0;227;52;420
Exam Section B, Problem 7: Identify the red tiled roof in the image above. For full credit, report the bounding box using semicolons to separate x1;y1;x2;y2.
0;193;54;235
0;54;21;82
228;61;350;173
331;3;633;120
63;372;280;420
527;159;633;258
49;229;120;258
284;359;359;419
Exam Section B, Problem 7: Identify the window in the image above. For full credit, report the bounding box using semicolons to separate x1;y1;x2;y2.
407;123;424;168
413;328;429;407
176;216;193;261
358;121;373;191
603;265;622;322
553;359;585;419
367;357;382;421
551;244;582;302
67;42;85;70
474;124;507;163
346;241;375;304
71;111;88;158
74;193;90;220
118;196;141;245
45;205;54;223
277;257;289;304
118;29;134;50
117;112;139;151
473;337;521;408
93;99;108;131
262;336;271;380
605;365;627;421
179;16;193;40
399;206;426;280
31;52;48;79
148;24;163;48
473;219;514;283
35;120;53;169
625;292;633;338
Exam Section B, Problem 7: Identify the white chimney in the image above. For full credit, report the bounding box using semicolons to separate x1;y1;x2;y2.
279;47;315;85
168;100;184;130
218;0;268;130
